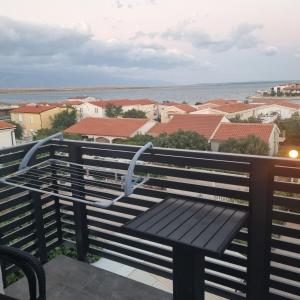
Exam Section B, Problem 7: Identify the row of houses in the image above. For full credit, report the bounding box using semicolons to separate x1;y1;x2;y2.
8;97;300;138
65;114;281;156
4;97;295;155
9;99;157;137
258;83;300;97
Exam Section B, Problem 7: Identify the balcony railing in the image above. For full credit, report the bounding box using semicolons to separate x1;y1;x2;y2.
0;139;299;299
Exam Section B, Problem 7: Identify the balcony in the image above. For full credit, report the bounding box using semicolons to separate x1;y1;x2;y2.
0;139;299;299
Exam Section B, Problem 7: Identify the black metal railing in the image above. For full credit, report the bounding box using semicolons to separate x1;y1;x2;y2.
0;140;299;299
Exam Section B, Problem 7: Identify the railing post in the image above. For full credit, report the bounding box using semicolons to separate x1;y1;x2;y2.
32;191;48;264
69;144;88;261
247;160;273;300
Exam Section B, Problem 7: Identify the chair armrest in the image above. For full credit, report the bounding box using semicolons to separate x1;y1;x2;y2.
0;246;46;300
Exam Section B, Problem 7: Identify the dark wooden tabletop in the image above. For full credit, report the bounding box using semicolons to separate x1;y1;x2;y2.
125;197;248;255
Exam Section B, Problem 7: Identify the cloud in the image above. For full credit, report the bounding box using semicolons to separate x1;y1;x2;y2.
115;0;123;8
0;16;195;87
0;16;193;85
263;46;279;56
136;23;263;53
295;49;300;58
114;0;155;9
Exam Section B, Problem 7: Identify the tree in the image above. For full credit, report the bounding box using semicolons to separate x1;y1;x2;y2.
33;107;78;140
51;108;77;131
277;115;300;144
105;104;123;118
8;121;23;139
114;130;209;151
34;128;81;141
123;109;146;118
219;134;269;155
156;131;209;150
114;134;155;146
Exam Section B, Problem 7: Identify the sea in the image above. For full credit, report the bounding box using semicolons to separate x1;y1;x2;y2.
0;81;299;104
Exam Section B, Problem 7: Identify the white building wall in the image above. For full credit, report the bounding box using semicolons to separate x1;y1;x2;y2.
268;127;280;156
159;107;186;123
254;105;297;119
226;109;257;120
77;103;105;119
0;129;15;149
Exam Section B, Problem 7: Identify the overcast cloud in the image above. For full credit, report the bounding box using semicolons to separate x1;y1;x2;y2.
154;23;263;53
0;15;195;86
0;16;193;69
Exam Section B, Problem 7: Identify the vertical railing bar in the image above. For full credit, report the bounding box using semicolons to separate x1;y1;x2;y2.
69;144;88;261
50;145;63;245
247;159;273;299
32;191;48;264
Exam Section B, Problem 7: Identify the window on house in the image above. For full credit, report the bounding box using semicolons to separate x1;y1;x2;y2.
29;116;34;124
18;114;23;122
95;108;99;113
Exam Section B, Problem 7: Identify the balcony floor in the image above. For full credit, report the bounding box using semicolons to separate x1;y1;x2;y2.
5;255;172;300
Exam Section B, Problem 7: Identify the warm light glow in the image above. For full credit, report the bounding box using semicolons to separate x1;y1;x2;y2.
289;150;299;159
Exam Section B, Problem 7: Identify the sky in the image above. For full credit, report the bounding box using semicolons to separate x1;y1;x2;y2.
0;0;300;87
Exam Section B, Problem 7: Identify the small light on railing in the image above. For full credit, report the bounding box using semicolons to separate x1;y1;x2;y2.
289;149;299;159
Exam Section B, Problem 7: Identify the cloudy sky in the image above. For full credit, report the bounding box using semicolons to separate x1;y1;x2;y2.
1;0;300;87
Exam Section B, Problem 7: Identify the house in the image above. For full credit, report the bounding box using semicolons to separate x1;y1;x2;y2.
149;114;229;139
158;103;197;123
10;104;65;137
253;101;300;119
210;123;280;155
76;101;106;119
192;100;266;120
76;99;157;120
208;103;264;120
0;120;16;148
65;117;156;143
282;83;300;95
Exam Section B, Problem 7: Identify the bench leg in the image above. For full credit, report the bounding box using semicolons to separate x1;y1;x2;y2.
173;245;205;300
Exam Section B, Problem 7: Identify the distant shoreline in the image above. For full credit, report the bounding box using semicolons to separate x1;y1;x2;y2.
0;80;294;95
0;86;162;94
1;81;299;104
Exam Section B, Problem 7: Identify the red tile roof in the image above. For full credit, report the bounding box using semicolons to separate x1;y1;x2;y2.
10;105;59;114
215;103;263;113
172;104;197;113
149;114;225;139
253;99;300;109
211;123;275;142
65;117;149;138
0;120;15;130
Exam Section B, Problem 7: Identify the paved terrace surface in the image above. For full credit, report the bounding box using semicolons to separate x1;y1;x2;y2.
5;255;172;300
